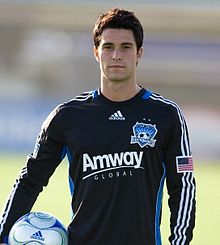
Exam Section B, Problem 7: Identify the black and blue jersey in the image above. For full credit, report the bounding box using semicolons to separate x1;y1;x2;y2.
0;88;196;244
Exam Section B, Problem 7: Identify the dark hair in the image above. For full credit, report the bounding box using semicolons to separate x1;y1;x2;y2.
93;8;144;52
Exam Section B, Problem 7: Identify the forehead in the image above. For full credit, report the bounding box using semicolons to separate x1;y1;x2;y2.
100;28;135;45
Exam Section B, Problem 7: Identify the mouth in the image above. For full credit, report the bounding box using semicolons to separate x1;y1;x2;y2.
109;65;125;68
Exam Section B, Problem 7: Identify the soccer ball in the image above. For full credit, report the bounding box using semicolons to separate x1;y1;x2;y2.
8;211;68;245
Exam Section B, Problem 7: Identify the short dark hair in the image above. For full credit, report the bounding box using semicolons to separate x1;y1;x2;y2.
93;8;144;52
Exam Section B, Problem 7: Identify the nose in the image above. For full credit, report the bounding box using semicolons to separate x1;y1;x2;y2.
112;49;122;61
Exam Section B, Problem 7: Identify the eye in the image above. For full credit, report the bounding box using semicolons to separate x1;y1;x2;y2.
102;45;113;50
122;44;132;50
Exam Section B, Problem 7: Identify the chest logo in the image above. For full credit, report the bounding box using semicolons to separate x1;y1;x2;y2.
130;122;158;148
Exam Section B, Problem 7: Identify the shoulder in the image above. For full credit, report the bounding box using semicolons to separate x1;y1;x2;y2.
42;90;97;129
67;90;97;104
147;91;183;114
60;90;97;109
141;90;186;124
53;89;97;114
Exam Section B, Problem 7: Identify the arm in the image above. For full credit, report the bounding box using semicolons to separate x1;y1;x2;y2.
165;107;196;245
0;106;66;243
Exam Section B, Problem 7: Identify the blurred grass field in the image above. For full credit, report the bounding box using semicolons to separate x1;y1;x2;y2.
0;154;220;244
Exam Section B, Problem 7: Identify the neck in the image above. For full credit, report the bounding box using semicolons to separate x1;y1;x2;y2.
101;80;141;102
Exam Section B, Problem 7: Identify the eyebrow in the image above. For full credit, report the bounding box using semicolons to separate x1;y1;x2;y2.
102;42;134;46
102;42;113;46
121;42;134;46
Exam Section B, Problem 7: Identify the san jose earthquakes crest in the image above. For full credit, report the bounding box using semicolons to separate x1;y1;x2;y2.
130;122;158;148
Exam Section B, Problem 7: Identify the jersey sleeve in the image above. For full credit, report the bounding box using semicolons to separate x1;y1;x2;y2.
0;105;66;243
164;106;196;245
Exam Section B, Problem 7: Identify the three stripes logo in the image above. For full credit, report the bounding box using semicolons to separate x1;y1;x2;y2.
30;230;45;241
109;110;125;120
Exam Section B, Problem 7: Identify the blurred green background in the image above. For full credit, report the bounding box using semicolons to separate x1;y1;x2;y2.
0;1;220;244
1;155;220;244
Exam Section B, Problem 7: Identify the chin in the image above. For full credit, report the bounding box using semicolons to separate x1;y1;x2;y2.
107;75;128;82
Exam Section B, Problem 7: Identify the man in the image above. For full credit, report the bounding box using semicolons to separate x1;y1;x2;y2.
0;8;195;245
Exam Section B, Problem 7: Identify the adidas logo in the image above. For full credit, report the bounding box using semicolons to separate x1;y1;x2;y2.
109;110;125;120
30;230;45;241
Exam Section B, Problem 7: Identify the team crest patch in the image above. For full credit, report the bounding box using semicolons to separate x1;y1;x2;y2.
130;122;158;148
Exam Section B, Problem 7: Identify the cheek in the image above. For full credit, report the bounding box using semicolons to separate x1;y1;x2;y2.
99;55;108;72
99;53;109;67
128;56;138;68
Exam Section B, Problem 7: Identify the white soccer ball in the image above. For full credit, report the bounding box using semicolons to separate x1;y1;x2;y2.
8;211;68;245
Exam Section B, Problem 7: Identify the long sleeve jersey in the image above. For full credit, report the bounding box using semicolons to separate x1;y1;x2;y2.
0;88;196;245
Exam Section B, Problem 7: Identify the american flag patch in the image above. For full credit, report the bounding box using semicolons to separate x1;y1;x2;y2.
176;156;194;173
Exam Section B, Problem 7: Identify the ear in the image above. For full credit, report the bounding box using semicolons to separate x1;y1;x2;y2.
136;47;143;65
93;46;100;62
137;47;144;58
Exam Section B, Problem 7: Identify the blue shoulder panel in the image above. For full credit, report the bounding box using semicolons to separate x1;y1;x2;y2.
142;90;153;100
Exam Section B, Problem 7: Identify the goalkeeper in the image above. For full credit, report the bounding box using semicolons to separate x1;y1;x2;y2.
0;8;196;245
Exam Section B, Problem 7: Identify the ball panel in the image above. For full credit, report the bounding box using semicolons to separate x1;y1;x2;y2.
8;211;68;245
41;230;63;245
11;224;40;243
28;212;56;229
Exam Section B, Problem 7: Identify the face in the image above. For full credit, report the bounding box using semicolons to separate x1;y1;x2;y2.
94;28;143;84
